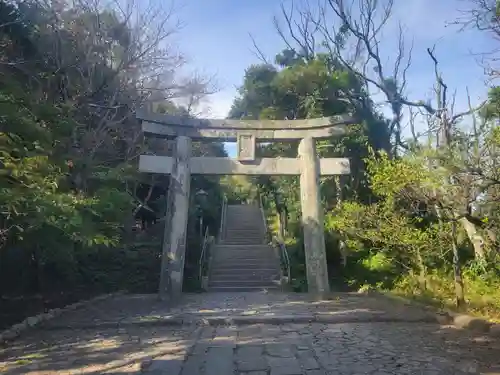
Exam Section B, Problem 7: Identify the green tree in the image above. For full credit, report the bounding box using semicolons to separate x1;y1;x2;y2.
0;0;224;301
229;49;392;290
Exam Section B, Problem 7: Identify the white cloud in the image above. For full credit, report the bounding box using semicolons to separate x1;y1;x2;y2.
196;90;237;157
201;90;236;119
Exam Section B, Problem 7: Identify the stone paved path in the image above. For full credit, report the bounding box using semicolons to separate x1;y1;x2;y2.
37;292;440;328
1;292;499;374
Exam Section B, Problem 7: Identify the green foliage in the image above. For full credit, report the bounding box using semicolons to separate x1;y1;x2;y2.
230;48;393;292
239;47;500;316
0;0;225;303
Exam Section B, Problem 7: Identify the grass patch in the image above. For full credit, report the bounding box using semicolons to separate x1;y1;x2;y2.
391;270;500;322
14;359;32;365
21;353;46;360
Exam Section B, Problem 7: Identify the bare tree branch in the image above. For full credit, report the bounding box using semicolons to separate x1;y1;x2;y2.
249;33;271;64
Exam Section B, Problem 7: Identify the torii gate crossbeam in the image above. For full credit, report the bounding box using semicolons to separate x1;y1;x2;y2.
136;110;355;300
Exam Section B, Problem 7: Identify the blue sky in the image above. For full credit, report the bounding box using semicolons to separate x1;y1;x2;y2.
174;0;495;155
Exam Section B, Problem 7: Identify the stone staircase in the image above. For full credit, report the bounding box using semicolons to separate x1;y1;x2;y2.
208;204;281;292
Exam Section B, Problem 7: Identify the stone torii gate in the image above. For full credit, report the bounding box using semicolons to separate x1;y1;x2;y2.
136;109;354;299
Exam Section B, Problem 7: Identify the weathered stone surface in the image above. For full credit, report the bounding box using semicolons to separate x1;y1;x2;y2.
142;121;347;141
237;133;256;161
140;357;153;371
299;136;330;295
205;347;235;374
305;370;328;375
297;352;320;370
236;358;268;372
237;345;264;359
1;292;498;375
489;323;500;337
159;135;191;299
268;357;301;374
435;311;453;325
452;314;491;332
266;343;295;358
181;354;204;375
139;155;350;176
270;367;303;375
137;109;354;130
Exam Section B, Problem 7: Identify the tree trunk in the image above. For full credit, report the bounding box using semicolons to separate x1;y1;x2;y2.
451;222;466;311
416;248;427;291
459;217;486;261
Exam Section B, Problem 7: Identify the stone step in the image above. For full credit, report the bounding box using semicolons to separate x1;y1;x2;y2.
213;249;276;256
225;216;261;220
226;213;261;216
222;235;264;239
209;272;280;283
212;259;278;266
213;250;276;257
212;255;278;261
225;222;261;225
212;252;276;259
212;262;279;270
225;215;261;219
212;249;275;256
222;236;263;239
214;244;271;249
224;228;263;233
225;213;261;217
224;224;263;228
225;214;262;218
209;280;280;287
224;234;263;238
211;263;279;270
220;241;265;245
210;273;279;282
213;204;278;289
226;207;260;210
226;215;261;217
210;267;279;275
224;228;263;232
208;286;279;292
211;248;274;254
222;237;264;240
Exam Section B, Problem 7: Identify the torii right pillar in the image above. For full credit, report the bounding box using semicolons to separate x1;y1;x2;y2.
298;136;330;296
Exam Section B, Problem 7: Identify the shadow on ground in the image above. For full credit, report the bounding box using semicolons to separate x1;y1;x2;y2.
1;292;499;374
1;321;500;374
37;292;440;328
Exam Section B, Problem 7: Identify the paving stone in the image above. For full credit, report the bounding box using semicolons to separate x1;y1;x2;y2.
208;346;234;356
266;343;296;357
144;353;184;375
191;342;210;355
180;353;204;375
304;371;327;375
0;292;494;375
237;358;269;372
205;347;235;374
298;356;320;370
268;357;302;374
270;368;304;375
237;345;264;358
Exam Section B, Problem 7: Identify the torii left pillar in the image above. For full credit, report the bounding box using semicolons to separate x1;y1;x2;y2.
158;136;192;300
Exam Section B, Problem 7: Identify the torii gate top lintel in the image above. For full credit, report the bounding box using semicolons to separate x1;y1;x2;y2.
136;109;356;141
